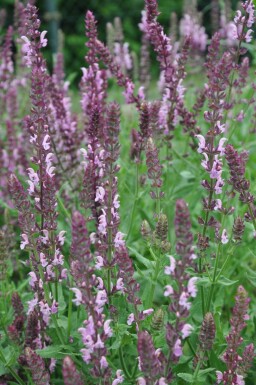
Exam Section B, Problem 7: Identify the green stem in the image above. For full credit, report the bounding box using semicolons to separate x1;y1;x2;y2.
216;246;234;282
126;163;139;241
187;337;197;357
0;350;26;385
119;346;132;379
206;243;221;312
192;359;202;385
147;249;161;308
67;289;73;341
199;258;206;315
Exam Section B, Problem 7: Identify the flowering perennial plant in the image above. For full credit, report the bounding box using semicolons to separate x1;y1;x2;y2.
0;1;255;385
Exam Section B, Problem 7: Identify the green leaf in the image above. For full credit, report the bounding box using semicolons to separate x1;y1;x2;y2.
127;246;153;269
177;373;194;383
217;276;238;286
198;367;215;378
197;277;212;287
36;345;65;359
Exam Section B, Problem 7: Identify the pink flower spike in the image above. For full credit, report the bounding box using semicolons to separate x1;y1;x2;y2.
181;323;194;339
221;229;229;244
164;285;174;297
187;277;198;297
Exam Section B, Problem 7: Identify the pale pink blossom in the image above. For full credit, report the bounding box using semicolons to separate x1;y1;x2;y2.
216;371;223;384
217;138;227;156
51;300;58;314
40;252;48;267
179;292;191;310
100;356;108;369
20;233;29;249
42;135;51;150
195;134;206;153
112;370;124;385
39;301;51;324
164;285;174;297
70;288;83;306
245;29;253;42
187;277;198;298
181;323;194;339
95;256;104;270
216;121;225;133
164;255;176;275
94;334;105;349
104;319;113;337
127;313;135;325
173;338;182;357
214;199;222;211
114;232;125;248
158;378;168;385
49;358;56;373
90;232;97;244
95;186;105;202
95;290;108;312
57;231;66;246
116;278;125;293
27;180;35;195
28;272;37;288
221;229;229;244
143;308;154;316
27;295;38;314
27;168;39;184
41;230;49;244
137;378;146;385
98;209;107;235
81;348;91;364
40;31;47;47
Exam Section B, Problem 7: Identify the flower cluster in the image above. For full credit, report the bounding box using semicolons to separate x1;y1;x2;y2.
216;286;254;385
164;199;197;379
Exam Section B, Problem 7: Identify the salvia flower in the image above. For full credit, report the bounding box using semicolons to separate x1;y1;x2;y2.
217;286;254;385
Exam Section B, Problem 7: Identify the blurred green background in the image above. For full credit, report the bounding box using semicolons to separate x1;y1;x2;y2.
1;0;239;79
